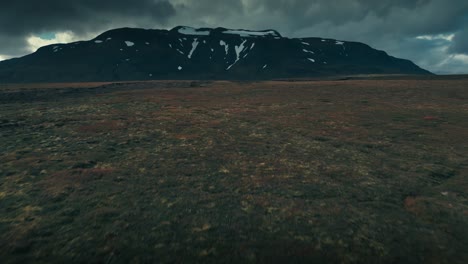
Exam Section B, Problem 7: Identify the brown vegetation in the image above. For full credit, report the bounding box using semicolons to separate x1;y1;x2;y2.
0;78;467;263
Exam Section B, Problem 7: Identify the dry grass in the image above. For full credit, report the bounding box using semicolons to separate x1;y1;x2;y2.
0;79;467;263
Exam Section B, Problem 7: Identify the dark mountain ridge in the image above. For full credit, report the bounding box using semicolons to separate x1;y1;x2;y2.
0;26;432;82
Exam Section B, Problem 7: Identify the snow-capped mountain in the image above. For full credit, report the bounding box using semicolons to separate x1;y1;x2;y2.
0;26;431;82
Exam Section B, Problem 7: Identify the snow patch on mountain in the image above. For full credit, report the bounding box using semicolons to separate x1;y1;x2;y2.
188;39;199;59
51;46;63;53
235;40;247;58
227;39;248;70
223;29;280;38
220;40;229;55
125;41;134;47
178;26;210;36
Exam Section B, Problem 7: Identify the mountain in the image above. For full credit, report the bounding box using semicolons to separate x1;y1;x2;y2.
0;26;431;82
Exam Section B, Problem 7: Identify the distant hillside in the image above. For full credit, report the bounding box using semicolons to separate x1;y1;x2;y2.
0;26;432;82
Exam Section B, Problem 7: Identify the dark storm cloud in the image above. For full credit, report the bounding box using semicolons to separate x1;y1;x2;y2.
248;0;428;26
0;0;175;36
1;0;467;73
249;0;467;37
0;0;175;56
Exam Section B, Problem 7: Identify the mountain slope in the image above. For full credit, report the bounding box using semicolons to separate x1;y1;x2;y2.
0;26;431;82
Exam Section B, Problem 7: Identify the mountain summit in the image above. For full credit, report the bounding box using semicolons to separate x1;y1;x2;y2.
0;26;431;82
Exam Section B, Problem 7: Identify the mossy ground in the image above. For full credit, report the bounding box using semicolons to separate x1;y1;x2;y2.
1;79;467;263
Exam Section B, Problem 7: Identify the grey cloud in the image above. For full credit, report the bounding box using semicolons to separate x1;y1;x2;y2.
174;0;243;15
451;23;468;54
0;35;31;57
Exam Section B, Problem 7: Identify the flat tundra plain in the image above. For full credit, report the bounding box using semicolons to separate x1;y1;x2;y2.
0;78;467;263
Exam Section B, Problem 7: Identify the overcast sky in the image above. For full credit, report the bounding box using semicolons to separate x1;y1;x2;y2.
1;0;467;74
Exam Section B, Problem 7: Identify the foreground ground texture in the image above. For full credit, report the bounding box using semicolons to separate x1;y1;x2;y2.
0;79;467;263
